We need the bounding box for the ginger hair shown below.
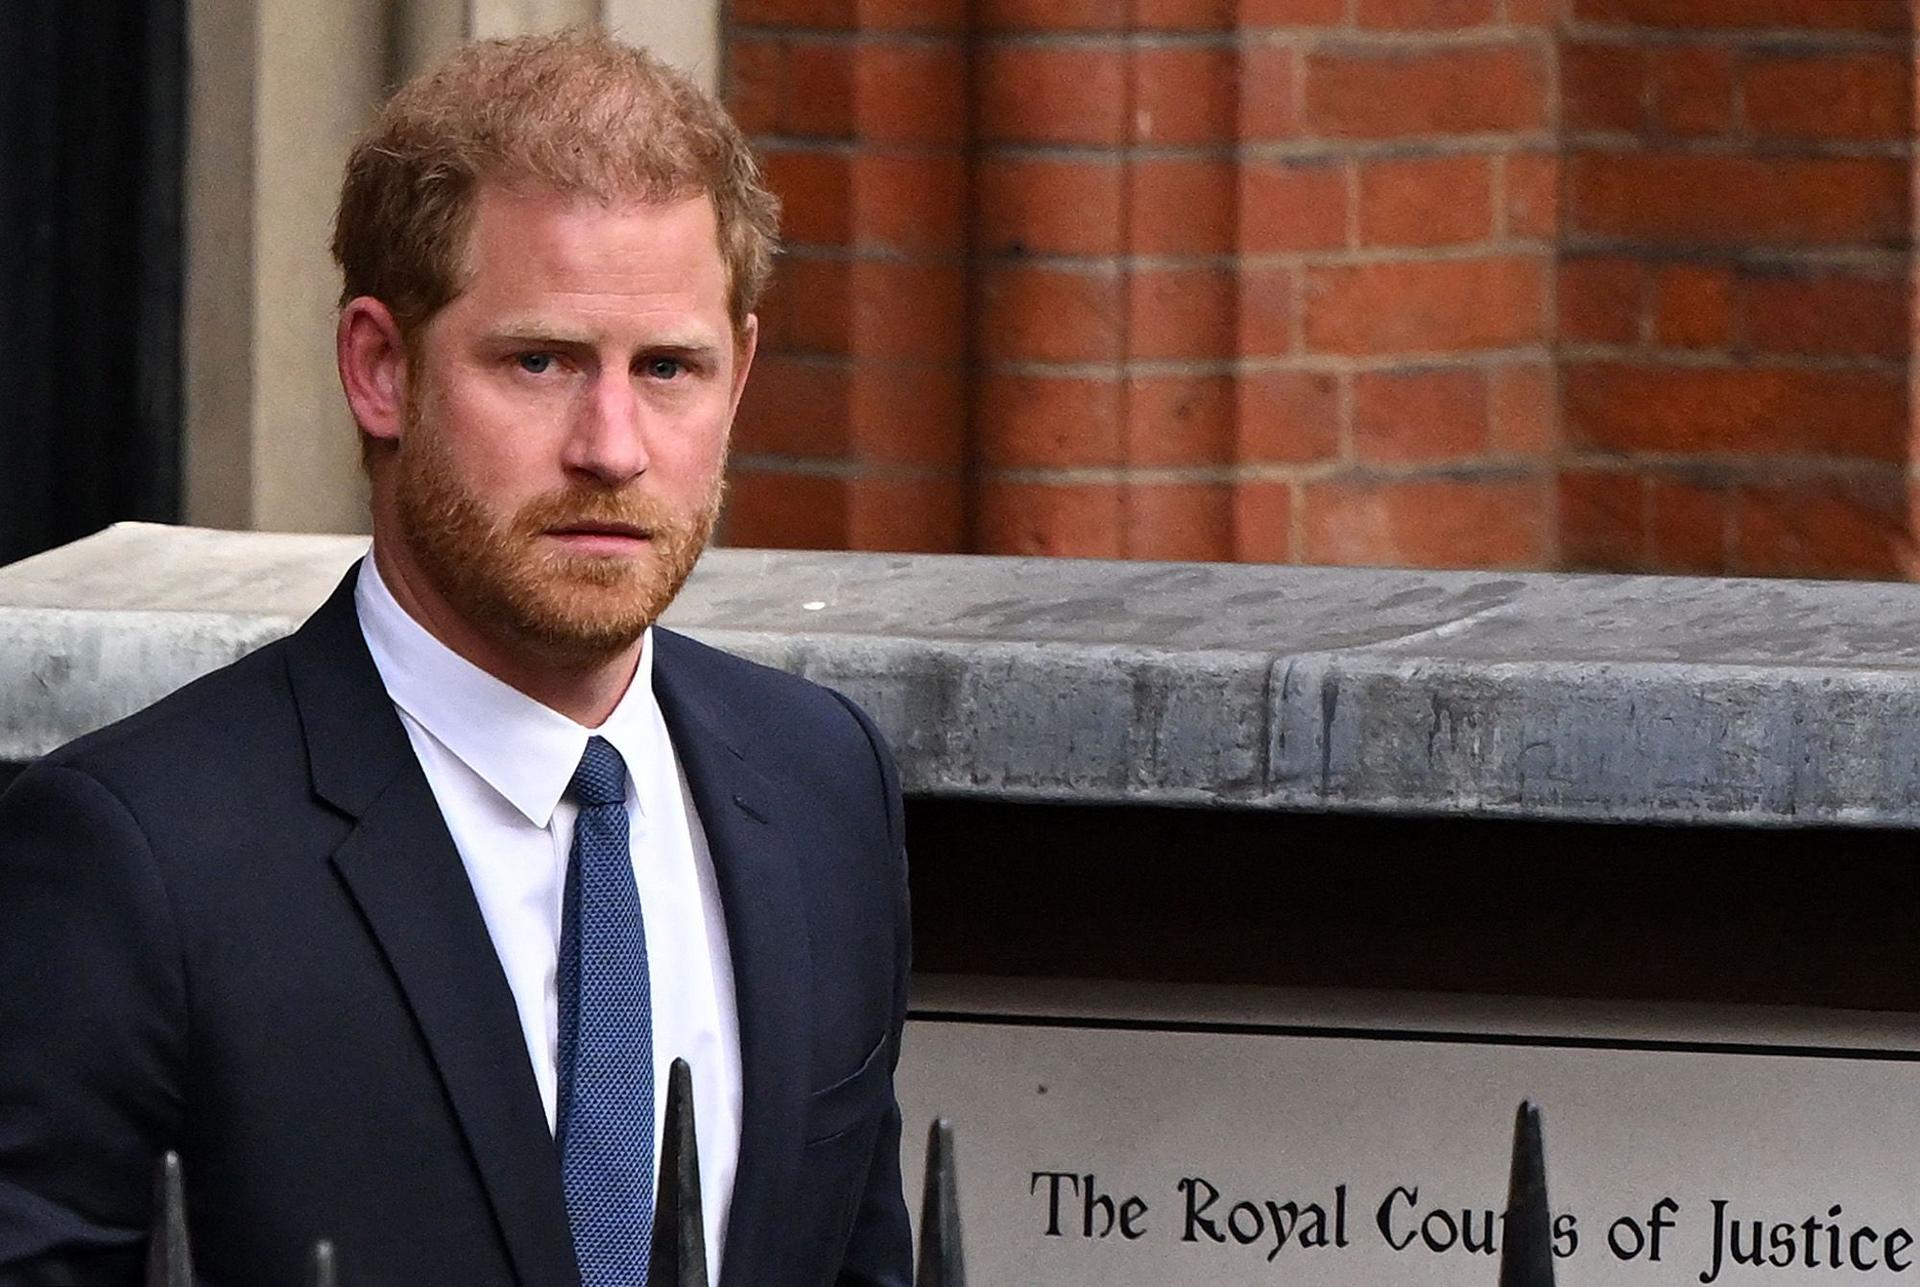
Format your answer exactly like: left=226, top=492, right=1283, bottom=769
left=331, top=30, right=778, bottom=339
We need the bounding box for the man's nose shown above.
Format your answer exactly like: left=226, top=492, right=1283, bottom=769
left=563, top=369, right=650, bottom=484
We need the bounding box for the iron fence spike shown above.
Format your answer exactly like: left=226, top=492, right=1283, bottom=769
left=916, top=1118, right=965, bottom=1287
left=1498, top=1100, right=1555, bottom=1287
left=648, top=1057, right=708, bottom=1287
left=144, top=1152, right=194, bottom=1287
left=307, top=1239, right=338, bottom=1287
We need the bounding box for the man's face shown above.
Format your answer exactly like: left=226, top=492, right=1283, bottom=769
left=389, top=185, right=753, bottom=665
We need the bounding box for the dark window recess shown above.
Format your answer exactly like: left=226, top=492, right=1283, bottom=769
left=0, top=0, right=186, bottom=566
left=909, top=798, right=1920, bottom=1013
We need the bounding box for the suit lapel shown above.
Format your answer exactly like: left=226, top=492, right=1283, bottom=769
left=286, top=568, right=578, bottom=1287
left=652, top=632, right=811, bottom=1287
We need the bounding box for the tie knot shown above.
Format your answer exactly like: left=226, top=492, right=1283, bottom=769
left=568, top=736, right=628, bottom=807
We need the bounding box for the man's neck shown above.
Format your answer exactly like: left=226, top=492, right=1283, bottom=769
left=370, top=541, right=641, bottom=729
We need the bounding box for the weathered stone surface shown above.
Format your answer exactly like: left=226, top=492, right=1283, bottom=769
left=8, top=522, right=1920, bottom=827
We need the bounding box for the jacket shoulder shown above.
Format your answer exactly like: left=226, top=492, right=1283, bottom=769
left=652, top=628, right=899, bottom=821
left=653, top=627, right=869, bottom=741
left=28, top=635, right=304, bottom=808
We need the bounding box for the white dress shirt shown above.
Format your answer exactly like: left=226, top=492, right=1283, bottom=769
left=354, top=555, right=741, bottom=1273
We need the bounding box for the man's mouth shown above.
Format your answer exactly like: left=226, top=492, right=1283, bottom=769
left=545, top=522, right=652, bottom=550
left=551, top=521, right=648, bottom=537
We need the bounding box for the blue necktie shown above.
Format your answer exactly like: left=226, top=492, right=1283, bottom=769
left=556, top=736, right=655, bottom=1285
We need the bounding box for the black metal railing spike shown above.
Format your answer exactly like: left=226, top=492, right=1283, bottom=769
left=915, top=1119, right=965, bottom=1287
left=307, top=1238, right=338, bottom=1287
left=144, top=1151, right=195, bottom=1287
left=647, top=1057, right=708, bottom=1287
left=1498, top=1100, right=1555, bottom=1287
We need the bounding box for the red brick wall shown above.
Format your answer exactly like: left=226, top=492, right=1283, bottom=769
left=723, top=0, right=1917, bottom=577
left=1558, top=0, right=1915, bottom=577
left=724, top=0, right=973, bottom=551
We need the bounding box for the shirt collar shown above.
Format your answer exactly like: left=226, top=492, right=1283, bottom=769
left=354, top=553, right=657, bottom=828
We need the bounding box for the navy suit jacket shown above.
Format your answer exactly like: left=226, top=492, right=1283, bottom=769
left=0, top=567, right=913, bottom=1287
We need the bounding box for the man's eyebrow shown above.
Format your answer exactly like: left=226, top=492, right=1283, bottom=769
left=639, top=339, right=723, bottom=357
left=479, top=325, right=723, bottom=353
left=480, top=324, right=598, bottom=347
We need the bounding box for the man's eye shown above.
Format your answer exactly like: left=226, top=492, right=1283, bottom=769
left=516, top=353, right=555, bottom=375
left=645, top=357, right=683, bottom=380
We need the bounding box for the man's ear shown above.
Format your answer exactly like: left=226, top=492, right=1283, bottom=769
left=338, top=297, right=411, bottom=444
left=728, top=313, right=759, bottom=419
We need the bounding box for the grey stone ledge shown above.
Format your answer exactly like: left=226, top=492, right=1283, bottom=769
left=8, top=522, right=1920, bottom=828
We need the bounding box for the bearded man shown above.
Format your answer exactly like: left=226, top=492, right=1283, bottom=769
left=0, top=33, right=911, bottom=1287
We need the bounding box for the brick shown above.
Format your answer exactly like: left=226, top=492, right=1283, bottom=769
left=976, top=156, right=1123, bottom=257
left=1356, top=0, right=1498, bottom=27
left=1648, top=46, right=1733, bottom=137
left=766, top=255, right=853, bottom=354
left=1562, top=41, right=1645, bottom=133
left=855, top=42, right=968, bottom=145
left=1235, top=369, right=1340, bottom=463
left=1558, top=469, right=1643, bottom=569
left=761, top=148, right=851, bottom=246
left=846, top=477, right=965, bottom=552
left=1652, top=264, right=1734, bottom=350
left=1557, top=255, right=1644, bottom=346
left=783, top=40, right=855, bottom=137
left=1562, top=364, right=1907, bottom=460
left=733, top=357, right=850, bottom=458
left=1743, top=271, right=1908, bottom=361
left=1303, top=43, right=1550, bottom=139
left=1567, top=153, right=1908, bottom=248
left=726, top=37, right=784, bottom=135
left=977, top=0, right=1128, bottom=29
left=1240, top=0, right=1348, bottom=25
left=850, top=365, right=966, bottom=465
left=852, top=261, right=966, bottom=360
left=1126, top=375, right=1233, bottom=466
left=724, top=470, right=847, bottom=549
left=731, top=0, right=856, bottom=26
left=1734, top=478, right=1907, bottom=579
left=975, top=264, right=1125, bottom=364
left=1302, top=476, right=1548, bottom=568
left=1570, top=0, right=1909, bottom=33
left=1133, top=0, right=1236, bottom=29
left=978, top=43, right=1127, bottom=145
left=1304, top=256, right=1547, bottom=355
left=853, top=152, right=966, bottom=254
left=1237, top=158, right=1348, bottom=253
left=1504, top=0, right=1563, bottom=20
left=1743, top=53, right=1910, bottom=142
left=975, top=481, right=1126, bottom=556
left=1352, top=366, right=1491, bottom=462
left=1133, top=46, right=1238, bottom=145
left=1490, top=362, right=1555, bottom=454
left=1128, top=158, right=1235, bottom=255
left=1232, top=481, right=1296, bottom=563
left=1126, top=484, right=1235, bottom=560
left=856, top=0, right=968, bottom=31
left=1128, top=267, right=1236, bottom=361
left=761, top=255, right=841, bottom=352
left=976, top=374, right=1123, bottom=468
left=1904, top=488, right=1920, bottom=578
left=1239, top=43, right=1300, bottom=140
left=1357, top=153, right=1494, bottom=248
left=754, top=279, right=790, bottom=350
left=1236, top=265, right=1299, bottom=358
left=1501, top=151, right=1558, bottom=240
left=1647, top=476, right=1727, bottom=575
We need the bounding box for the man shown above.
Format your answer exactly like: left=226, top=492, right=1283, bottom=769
left=0, top=32, right=911, bottom=1287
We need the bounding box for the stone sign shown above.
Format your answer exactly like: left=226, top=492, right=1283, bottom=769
left=896, top=980, right=1920, bottom=1285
